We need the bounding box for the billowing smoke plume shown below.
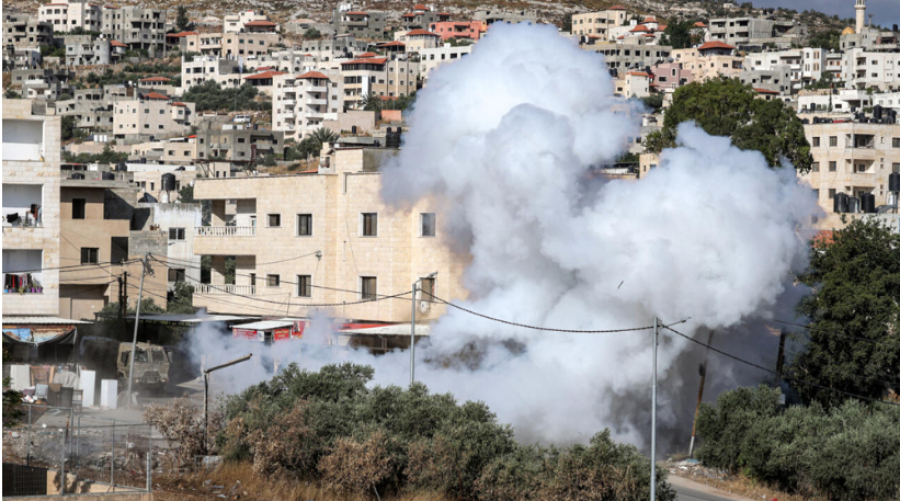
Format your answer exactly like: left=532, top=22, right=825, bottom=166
left=184, top=24, right=819, bottom=452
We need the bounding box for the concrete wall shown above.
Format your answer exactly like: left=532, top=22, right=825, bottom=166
left=323, top=110, right=376, bottom=135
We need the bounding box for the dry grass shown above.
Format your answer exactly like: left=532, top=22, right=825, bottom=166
left=154, top=462, right=452, bottom=501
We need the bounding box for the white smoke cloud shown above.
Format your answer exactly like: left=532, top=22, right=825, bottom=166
left=183, top=23, right=819, bottom=451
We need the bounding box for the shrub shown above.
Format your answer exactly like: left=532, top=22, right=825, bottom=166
left=318, top=428, right=395, bottom=495
left=144, top=397, right=219, bottom=467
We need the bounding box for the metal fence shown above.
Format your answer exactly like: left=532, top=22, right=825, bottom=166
left=2, top=404, right=152, bottom=497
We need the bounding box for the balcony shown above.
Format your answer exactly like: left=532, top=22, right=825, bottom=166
left=195, top=226, right=256, bottom=237
left=212, top=143, right=231, bottom=149
left=195, top=283, right=256, bottom=295
left=3, top=184, right=43, bottom=227
left=282, top=99, right=296, bottom=106
left=307, top=85, right=327, bottom=93
left=306, top=97, right=327, bottom=105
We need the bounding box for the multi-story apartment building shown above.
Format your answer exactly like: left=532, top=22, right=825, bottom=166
left=571, top=6, right=628, bottom=40
left=798, top=120, right=900, bottom=229
left=419, top=43, right=473, bottom=83
left=131, top=139, right=198, bottom=165
left=428, top=21, right=485, bottom=42
left=189, top=144, right=467, bottom=322
left=14, top=69, right=71, bottom=101
left=842, top=47, right=900, bottom=92
left=101, top=6, right=166, bottom=57
left=395, top=29, right=441, bottom=53
left=2, top=100, right=62, bottom=319
left=56, top=87, right=127, bottom=132
left=177, top=32, right=280, bottom=58
left=401, top=5, right=451, bottom=31
left=708, top=17, right=775, bottom=47
left=615, top=71, right=651, bottom=98
left=472, top=8, right=537, bottom=26
left=301, top=35, right=364, bottom=63
left=739, top=66, right=792, bottom=98
left=38, top=0, right=102, bottom=32
left=3, top=14, right=54, bottom=49
left=331, top=6, right=387, bottom=39
left=57, top=174, right=169, bottom=319
left=139, top=202, right=202, bottom=291
left=672, top=42, right=744, bottom=82
left=3, top=46, right=42, bottom=70
left=64, top=34, right=122, bottom=66
left=180, top=55, right=242, bottom=91
left=797, top=88, right=872, bottom=114
left=113, top=93, right=196, bottom=143
left=224, top=11, right=276, bottom=33
left=587, top=40, right=673, bottom=74
left=194, top=123, right=285, bottom=164
left=649, top=61, right=693, bottom=92
left=745, top=48, right=827, bottom=91
left=273, top=70, right=344, bottom=141
left=341, top=56, right=419, bottom=108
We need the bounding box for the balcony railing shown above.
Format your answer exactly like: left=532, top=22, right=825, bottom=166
left=195, top=226, right=256, bottom=237
left=195, top=283, right=256, bottom=295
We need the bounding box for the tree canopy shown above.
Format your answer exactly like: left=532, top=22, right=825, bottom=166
left=789, top=218, right=900, bottom=407
left=659, top=20, right=701, bottom=49
left=644, top=77, right=812, bottom=171
left=181, top=81, right=262, bottom=112
left=808, top=29, right=840, bottom=52
left=176, top=5, right=190, bottom=32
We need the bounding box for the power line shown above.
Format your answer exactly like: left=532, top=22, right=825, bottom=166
left=662, top=325, right=900, bottom=408
left=5, top=259, right=141, bottom=275
left=425, top=291, right=659, bottom=334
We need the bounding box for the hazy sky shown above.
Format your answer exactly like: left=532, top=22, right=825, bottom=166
left=750, top=0, right=900, bottom=28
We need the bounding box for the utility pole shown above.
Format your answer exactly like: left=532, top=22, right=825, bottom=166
left=125, top=254, right=151, bottom=410
left=775, top=329, right=787, bottom=383
left=689, top=330, right=715, bottom=458
left=650, top=316, right=658, bottom=501
left=410, top=272, right=437, bottom=386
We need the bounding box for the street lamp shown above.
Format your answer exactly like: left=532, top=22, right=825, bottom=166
left=410, top=271, right=437, bottom=385
left=203, top=353, right=252, bottom=452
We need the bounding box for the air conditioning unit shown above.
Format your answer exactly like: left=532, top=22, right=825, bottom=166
left=419, top=301, right=430, bottom=314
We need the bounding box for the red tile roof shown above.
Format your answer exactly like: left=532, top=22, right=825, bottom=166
left=698, top=41, right=735, bottom=51
left=628, top=71, right=651, bottom=77
left=694, top=22, right=708, bottom=28
left=143, top=92, right=169, bottom=100
left=342, top=57, right=387, bottom=65
left=139, top=76, right=170, bottom=82
left=296, top=70, right=329, bottom=80
left=813, top=230, right=834, bottom=246
left=630, top=24, right=651, bottom=33
left=406, top=29, right=439, bottom=36
left=402, top=12, right=416, bottom=18
left=754, top=88, right=780, bottom=94
left=172, top=102, right=188, bottom=107
left=243, top=70, right=284, bottom=80
left=358, top=52, right=378, bottom=58
left=436, top=12, right=451, bottom=16
left=110, top=40, right=127, bottom=47
left=167, top=31, right=199, bottom=37
left=643, top=16, right=658, bottom=23
left=377, top=41, right=406, bottom=47
left=244, top=20, right=277, bottom=26
left=345, top=11, right=368, bottom=15
left=413, top=4, right=428, bottom=10
left=609, top=5, right=627, bottom=10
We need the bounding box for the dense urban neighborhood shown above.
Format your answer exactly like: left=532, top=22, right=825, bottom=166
left=2, top=0, right=899, bottom=500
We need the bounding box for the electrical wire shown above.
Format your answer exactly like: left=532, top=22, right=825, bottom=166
left=662, top=324, right=900, bottom=408
left=4, top=259, right=141, bottom=275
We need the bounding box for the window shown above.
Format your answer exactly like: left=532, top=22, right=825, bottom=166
left=297, top=214, right=312, bottom=236
left=420, top=276, right=435, bottom=302
left=72, top=198, right=86, bottom=219
left=361, top=276, right=377, bottom=300
left=829, top=161, right=837, bottom=172
left=828, top=188, right=836, bottom=199
left=812, top=137, right=820, bottom=147
left=893, top=138, right=900, bottom=148
left=80, top=247, right=99, bottom=264
left=297, top=275, right=311, bottom=297
left=267, top=214, right=281, bottom=227
left=421, top=213, right=436, bottom=237
left=167, top=268, right=185, bottom=282
left=362, top=213, right=377, bottom=236
left=266, top=274, right=280, bottom=287
left=168, top=227, right=185, bottom=240
left=893, top=163, right=900, bottom=173
left=811, top=162, right=820, bottom=172
left=829, top=136, right=837, bottom=147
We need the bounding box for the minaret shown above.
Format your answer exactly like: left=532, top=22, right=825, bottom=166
left=855, top=0, right=866, bottom=33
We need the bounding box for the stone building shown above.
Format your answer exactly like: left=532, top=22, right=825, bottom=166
left=189, top=143, right=468, bottom=322
left=273, top=70, right=345, bottom=141
left=571, top=6, right=628, bottom=41
left=101, top=6, right=166, bottom=57
left=340, top=56, right=419, bottom=108
left=331, top=7, right=388, bottom=39
left=113, top=93, right=196, bottom=143
left=38, top=0, right=102, bottom=32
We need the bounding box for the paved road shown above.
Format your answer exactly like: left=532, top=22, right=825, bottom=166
left=670, top=475, right=756, bottom=501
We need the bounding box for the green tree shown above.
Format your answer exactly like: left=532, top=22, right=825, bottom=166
left=645, top=77, right=812, bottom=171
left=560, top=12, right=573, bottom=33
left=304, top=28, right=321, bottom=39
left=659, top=20, right=697, bottom=49
left=5, top=89, right=21, bottom=99
left=167, top=282, right=194, bottom=314
left=307, top=127, right=339, bottom=155
left=789, top=218, right=900, bottom=407
left=641, top=93, right=664, bottom=111
left=181, top=81, right=261, bottom=112
left=2, top=340, right=24, bottom=427
left=808, top=29, right=840, bottom=52
left=360, top=92, right=382, bottom=111
left=176, top=5, right=190, bottom=32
